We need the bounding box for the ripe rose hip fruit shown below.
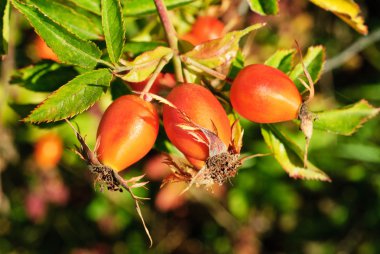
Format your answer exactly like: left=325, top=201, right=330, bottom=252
left=163, top=83, right=231, bottom=161
left=182, top=16, right=225, bottom=45
left=97, top=95, right=159, bottom=171
left=230, top=64, right=302, bottom=123
left=34, top=133, right=63, bottom=170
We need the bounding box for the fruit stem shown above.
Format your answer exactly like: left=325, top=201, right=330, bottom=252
left=153, top=0, right=184, bottom=83
left=295, top=41, right=316, bottom=167
left=180, top=55, right=227, bottom=80
left=141, top=54, right=172, bottom=97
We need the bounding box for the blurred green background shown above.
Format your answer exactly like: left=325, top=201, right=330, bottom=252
left=1, top=0, right=380, bottom=253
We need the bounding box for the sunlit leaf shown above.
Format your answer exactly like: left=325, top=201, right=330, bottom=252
left=67, top=0, right=101, bottom=15
left=183, top=23, right=265, bottom=71
left=122, top=0, right=193, bottom=17
left=12, top=0, right=102, bottom=69
left=313, top=100, right=380, bottom=135
left=289, top=45, right=325, bottom=89
left=120, top=46, right=173, bottom=82
left=27, top=0, right=103, bottom=40
left=10, top=61, right=78, bottom=92
left=247, top=0, right=279, bottom=15
left=309, top=0, right=367, bottom=35
left=102, top=0, right=124, bottom=64
left=24, top=69, right=112, bottom=123
left=261, top=124, right=331, bottom=182
left=0, top=0, right=10, bottom=55
left=265, top=49, right=296, bottom=74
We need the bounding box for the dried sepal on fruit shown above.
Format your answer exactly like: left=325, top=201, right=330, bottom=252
left=295, top=41, right=318, bottom=167
left=64, top=119, right=153, bottom=247
left=146, top=92, right=266, bottom=191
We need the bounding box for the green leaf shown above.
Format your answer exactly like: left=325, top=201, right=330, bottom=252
left=101, top=0, right=124, bottom=64
left=0, top=0, right=10, bottom=55
left=313, top=100, right=380, bottom=135
left=67, top=0, right=101, bottom=15
left=120, top=46, right=173, bottom=82
left=184, top=23, right=265, bottom=71
left=265, top=49, right=296, bottom=74
left=122, top=0, right=193, bottom=17
left=247, top=0, right=279, bottom=15
left=12, top=0, right=102, bottom=69
left=10, top=61, right=78, bottom=92
left=261, top=124, right=331, bottom=182
left=309, top=0, right=367, bottom=35
left=24, top=69, right=112, bottom=123
left=124, top=41, right=166, bottom=56
left=289, top=45, right=325, bottom=89
left=27, top=0, right=103, bottom=40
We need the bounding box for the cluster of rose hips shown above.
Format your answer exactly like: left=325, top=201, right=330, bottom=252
left=93, top=16, right=310, bottom=191
left=98, top=69, right=304, bottom=191
left=31, top=15, right=308, bottom=192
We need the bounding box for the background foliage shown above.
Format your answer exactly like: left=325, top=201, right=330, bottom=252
left=1, top=0, right=380, bottom=253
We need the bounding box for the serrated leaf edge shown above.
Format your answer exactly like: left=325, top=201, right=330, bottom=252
left=23, top=69, right=112, bottom=123
left=12, top=0, right=102, bottom=69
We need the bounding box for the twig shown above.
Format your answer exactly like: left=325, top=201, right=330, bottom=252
left=153, top=0, right=184, bottom=82
left=324, top=28, right=380, bottom=72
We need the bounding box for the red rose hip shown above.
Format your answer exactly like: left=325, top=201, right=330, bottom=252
left=163, top=84, right=231, bottom=161
left=97, top=95, right=159, bottom=172
left=230, top=64, right=302, bottom=123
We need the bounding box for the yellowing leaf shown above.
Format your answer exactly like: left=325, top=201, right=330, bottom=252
left=261, top=124, right=331, bottom=182
left=120, top=46, right=173, bottom=82
left=183, top=23, right=265, bottom=71
left=309, top=0, right=367, bottom=35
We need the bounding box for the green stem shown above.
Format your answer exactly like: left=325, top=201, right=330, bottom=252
left=153, top=0, right=184, bottom=83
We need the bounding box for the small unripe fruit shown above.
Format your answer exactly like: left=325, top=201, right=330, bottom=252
left=97, top=95, right=159, bottom=171
left=163, top=84, right=231, bottom=161
left=230, top=64, right=302, bottom=123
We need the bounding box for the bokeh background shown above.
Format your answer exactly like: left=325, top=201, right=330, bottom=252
left=1, top=0, right=380, bottom=253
